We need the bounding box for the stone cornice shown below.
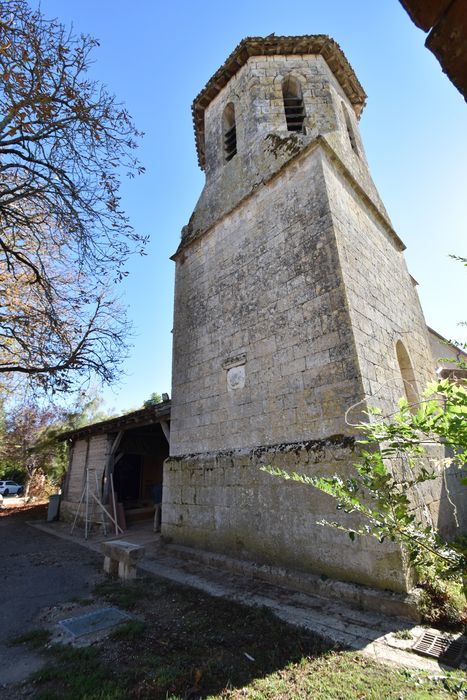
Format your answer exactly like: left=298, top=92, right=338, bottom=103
left=168, top=433, right=356, bottom=462
left=192, top=35, right=367, bottom=170
left=171, top=135, right=404, bottom=261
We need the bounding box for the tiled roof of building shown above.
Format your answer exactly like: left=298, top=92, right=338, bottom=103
left=399, top=0, right=467, bottom=101
left=192, top=34, right=367, bottom=169
left=57, top=400, right=171, bottom=441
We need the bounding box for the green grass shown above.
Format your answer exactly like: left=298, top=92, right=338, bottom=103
left=12, top=576, right=467, bottom=700
left=32, top=645, right=126, bottom=700
left=393, top=628, right=414, bottom=640
left=109, top=619, right=146, bottom=640
left=10, top=628, right=52, bottom=648
left=28, top=647, right=467, bottom=700
left=205, top=653, right=467, bottom=699
left=93, top=578, right=160, bottom=609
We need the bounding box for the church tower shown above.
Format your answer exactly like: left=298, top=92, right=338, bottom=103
left=165, top=35, right=435, bottom=598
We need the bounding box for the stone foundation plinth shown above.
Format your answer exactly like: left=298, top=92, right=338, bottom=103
left=163, top=437, right=411, bottom=594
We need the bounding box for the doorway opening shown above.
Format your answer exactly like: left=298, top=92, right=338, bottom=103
left=112, top=422, right=169, bottom=525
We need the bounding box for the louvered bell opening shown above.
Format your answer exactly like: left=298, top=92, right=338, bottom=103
left=224, top=124, right=237, bottom=161
left=284, top=97, right=305, bottom=132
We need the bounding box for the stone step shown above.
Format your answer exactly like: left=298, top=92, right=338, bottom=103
left=164, top=543, right=420, bottom=621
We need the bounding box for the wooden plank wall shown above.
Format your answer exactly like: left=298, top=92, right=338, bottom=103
left=66, top=434, right=110, bottom=504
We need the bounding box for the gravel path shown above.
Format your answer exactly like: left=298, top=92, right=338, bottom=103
left=0, top=506, right=101, bottom=690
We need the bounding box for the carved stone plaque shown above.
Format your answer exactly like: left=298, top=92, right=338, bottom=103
left=227, top=365, right=245, bottom=390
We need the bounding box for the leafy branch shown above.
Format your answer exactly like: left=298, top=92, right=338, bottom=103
left=262, top=379, right=467, bottom=583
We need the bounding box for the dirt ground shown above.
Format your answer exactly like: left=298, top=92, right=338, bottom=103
left=1, top=507, right=466, bottom=699
left=0, top=504, right=102, bottom=691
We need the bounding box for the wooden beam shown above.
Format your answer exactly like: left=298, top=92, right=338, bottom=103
left=160, top=420, right=170, bottom=445
left=103, top=431, right=124, bottom=502
left=110, top=430, right=124, bottom=456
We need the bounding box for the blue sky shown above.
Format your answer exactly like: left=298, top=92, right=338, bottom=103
left=41, top=1, right=467, bottom=413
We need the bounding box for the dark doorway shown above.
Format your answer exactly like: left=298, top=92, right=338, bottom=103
left=110, top=422, right=169, bottom=523
left=114, top=454, right=142, bottom=504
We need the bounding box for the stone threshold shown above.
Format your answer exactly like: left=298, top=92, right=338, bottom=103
left=166, top=543, right=420, bottom=621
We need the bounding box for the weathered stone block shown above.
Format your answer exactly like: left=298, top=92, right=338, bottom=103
left=101, top=540, right=145, bottom=581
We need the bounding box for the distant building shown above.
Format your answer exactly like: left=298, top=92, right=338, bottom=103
left=427, top=326, right=467, bottom=381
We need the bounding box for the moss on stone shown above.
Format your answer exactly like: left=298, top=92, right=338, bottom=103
left=265, top=132, right=302, bottom=159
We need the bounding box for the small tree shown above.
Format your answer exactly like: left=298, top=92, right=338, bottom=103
left=0, top=390, right=109, bottom=496
left=0, top=400, right=60, bottom=497
left=263, top=379, right=467, bottom=585
left=143, top=392, right=162, bottom=408
left=0, top=1, right=146, bottom=394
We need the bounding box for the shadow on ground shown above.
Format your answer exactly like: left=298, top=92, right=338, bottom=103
left=1, top=506, right=336, bottom=699
left=93, top=575, right=335, bottom=697
left=2, top=507, right=465, bottom=699
left=12, top=574, right=465, bottom=700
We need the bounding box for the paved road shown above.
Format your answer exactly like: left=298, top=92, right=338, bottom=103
left=0, top=506, right=101, bottom=688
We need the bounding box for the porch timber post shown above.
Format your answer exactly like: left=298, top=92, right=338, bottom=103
left=160, top=420, right=170, bottom=446
left=102, top=430, right=124, bottom=502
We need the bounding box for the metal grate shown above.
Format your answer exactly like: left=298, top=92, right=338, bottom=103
left=283, top=96, right=305, bottom=132
left=413, top=632, right=467, bottom=668
left=59, top=607, right=131, bottom=638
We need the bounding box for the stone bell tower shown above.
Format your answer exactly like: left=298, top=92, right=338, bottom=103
left=164, top=35, right=435, bottom=598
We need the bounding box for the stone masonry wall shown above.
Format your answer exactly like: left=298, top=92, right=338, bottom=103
left=171, top=147, right=364, bottom=456
left=168, top=143, right=413, bottom=593
left=64, top=438, right=88, bottom=504
left=322, top=156, right=435, bottom=415
left=321, top=156, right=465, bottom=537
left=60, top=434, right=110, bottom=521
left=164, top=438, right=409, bottom=592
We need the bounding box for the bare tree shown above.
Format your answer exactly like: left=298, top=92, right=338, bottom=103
left=0, top=1, right=146, bottom=393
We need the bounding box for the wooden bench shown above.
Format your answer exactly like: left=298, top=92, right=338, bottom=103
left=101, top=540, right=145, bottom=581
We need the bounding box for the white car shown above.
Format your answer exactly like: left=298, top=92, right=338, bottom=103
left=0, top=480, right=24, bottom=496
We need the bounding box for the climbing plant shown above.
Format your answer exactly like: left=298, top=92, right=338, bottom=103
left=262, top=379, right=467, bottom=584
